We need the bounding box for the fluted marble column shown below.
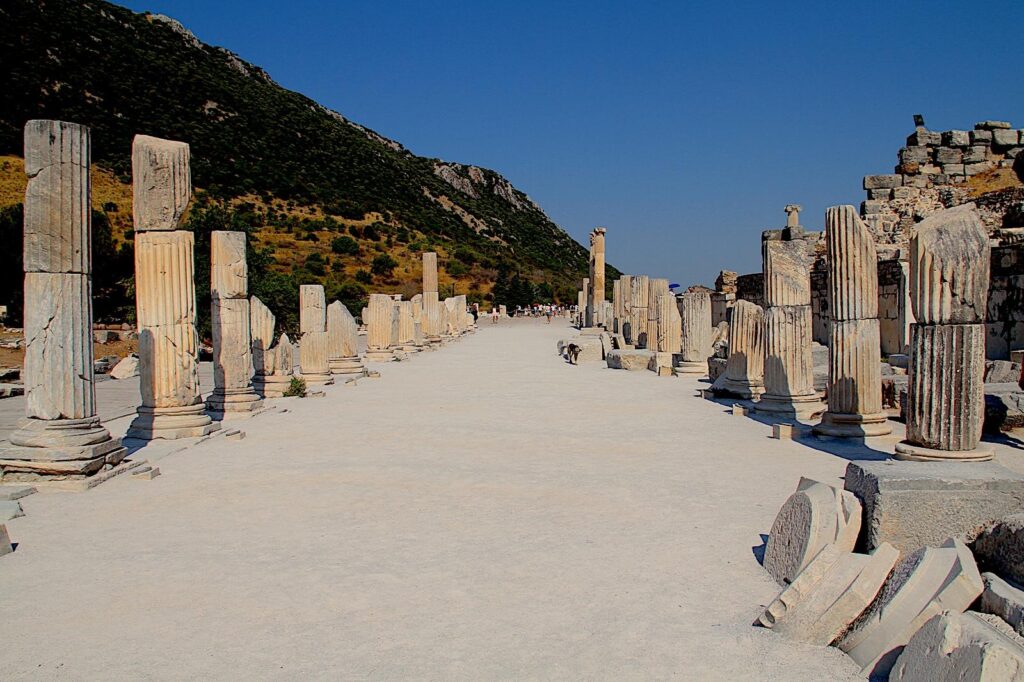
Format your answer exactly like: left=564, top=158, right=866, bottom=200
left=586, top=227, right=606, bottom=327
left=896, top=204, right=991, bottom=461
left=630, top=275, right=650, bottom=348
left=128, top=135, right=217, bottom=440
left=619, top=275, right=633, bottom=343
left=678, top=291, right=712, bottom=375
left=327, top=300, right=366, bottom=374
left=298, top=284, right=332, bottom=385
left=756, top=232, right=824, bottom=418
left=0, top=120, right=126, bottom=478
left=207, top=231, right=262, bottom=416
left=650, top=292, right=681, bottom=370
left=815, top=206, right=890, bottom=437
left=710, top=299, right=765, bottom=399
left=251, top=295, right=294, bottom=397
left=396, top=301, right=419, bottom=352
left=365, top=293, right=396, bottom=361
left=423, top=292, right=442, bottom=345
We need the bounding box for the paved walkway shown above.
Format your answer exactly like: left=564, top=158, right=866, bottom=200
left=0, top=319, right=942, bottom=679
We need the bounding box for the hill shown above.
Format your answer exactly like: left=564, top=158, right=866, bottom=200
left=0, top=0, right=618, bottom=330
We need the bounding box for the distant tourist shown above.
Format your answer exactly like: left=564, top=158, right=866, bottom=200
left=492, top=307, right=500, bottom=324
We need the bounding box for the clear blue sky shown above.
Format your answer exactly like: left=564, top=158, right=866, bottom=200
left=118, top=0, right=1024, bottom=287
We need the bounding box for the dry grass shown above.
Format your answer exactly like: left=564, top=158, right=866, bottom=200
left=967, top=167, right=1023, bottom=197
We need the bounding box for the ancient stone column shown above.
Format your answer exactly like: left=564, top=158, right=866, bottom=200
left=611, top=279, right=622, bottom=334
left=586, top=227, right=606, bottom=327
left=619, top=275, right=633, bottom=343
left=814, top=206, right=891, bottom=437
left=250, top=295, right=294, bottom=397
left=710, top=299, right=765, bottom=399
left=0, top=120, right=126, bottom=478
left=128, top=135, right=217, bottom=440
left=206, top=231, right=262, bottom=417
left=647, top=278, right=669, bottom=351
left=580, top=278, right=590, bottom=328
left=422, top=292, right=442, bottom=345
left=298, top=284, right=333, bottom=385
left=411, top=294, right=423, bottom=325
left=678, top=291, right=712, bottom=375
left=650, top=292, right=681, bottom=369
left=438, top=299, right=451, bottom=342
left=757, top=226, right=824, bottom=419
left=397, top=301, right=419, bottom=352
left=365, top=293, right=396, bottom=361
left=327, top=300, right=366, bottom=375
left=630, top=276, right=650, bottom=348
left=423, top=252, right=438, bottom=296
left=896, top=204, right=991, bottom=461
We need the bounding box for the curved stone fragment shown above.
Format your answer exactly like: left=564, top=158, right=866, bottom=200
left=759, top=542, right=899, bottom=647
left=909, top=203, right=990, bottom=325
left=710, top=299, right=764, bottom=398
left=838, top=538, right=984, bottom=678
left=763, top=478, right=862, bottom=585
left=250, top=296, right=276, bottom=375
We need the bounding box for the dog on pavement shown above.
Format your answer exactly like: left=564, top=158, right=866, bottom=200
left=566, top=343, right=582, bottom=364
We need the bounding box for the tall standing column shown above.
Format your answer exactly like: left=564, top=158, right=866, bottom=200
left=757, top=219, right=824, bottom=419
left=620, top=275, right=633, bottom=343
left=0, top=120, right=126, bottom=478
left=207, top=231, right=262, bottom=417
left=580, top=278, right=590, bottom=328
left=128, top=135, right=217, bottom=440
left=422, top=253, right=442, bottom=345
left=678, top=291, right=712, bottom=375
left=250, top=295, right=294, bottom=397
left=587, top=227, right=606, bottom=327
left=896, top=205, right=992, bottom=461
left=650, top=292, right=681, bottom=369
left=611, top=279, right=622, bottom=334
left=365, top=293, right=397, bottom=361
left=298, top=284, right=333, bottom=385
left=815, top=206, right=890, bottom=437
left=630, top=276, right=650, bottom=348
left=647, top=278, right=669, bottom=351
left=397, top=301, right=420, bottom=352
left=710, top=299, right=765, bottom=399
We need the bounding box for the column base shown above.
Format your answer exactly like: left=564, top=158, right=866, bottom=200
left=0, top=417, right=126, bottom=478
left=364, top=350, right=396, bottom=362
left=813, top=412, right=892, bottom=438
left=127, top=403, right=220, bottom=441
left=253, top=374, right=295, bottom=398
left=674, top=357, right=707, bottom=375
left=894, top=442, right=994, bottom=462
left=755, top=393, right=826, bottom=419
left=206, top=388, right=263, bottom=418
left=398, top=344, right=421, bottom=353
left=298, top=372, right=334, bottom=387
left=710, top=377, right=765, bottom=400
left=330, top=357, right=366, bottom=375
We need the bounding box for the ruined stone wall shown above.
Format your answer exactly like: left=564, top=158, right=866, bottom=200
left=810, top=266, right=829, bottom=345
left=861, top=121, right=1024, bottom=248
left=987, top=243, right=1024, bottom=360
left=735, top=273, right=764, bottom=309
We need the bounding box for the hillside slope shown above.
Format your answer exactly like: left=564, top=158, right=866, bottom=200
left=0, top=0, right=616, bottom=327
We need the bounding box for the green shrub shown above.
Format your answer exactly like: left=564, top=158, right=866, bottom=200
left=371, top=254, right=398, bottom=277
left=355, top=269, right=373, bottom=284
left=284, top=376, right=307, bottom=398
left=331, top=235, right=359, bottom=255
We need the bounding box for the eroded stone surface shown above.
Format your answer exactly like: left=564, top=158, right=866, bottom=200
left=710, top=300, right=764, bottom=399
left=981, top=573, right=1024, bottom=637
left=838, top=538, right=984, bottom=677
left=890, top=610, right=1024, bottom=681
left=606, top=349, right=652, bottom=371
left=974, top=513, right=1024, bottom=586
left=132, top=134, right=191, bottom=232
left=764, top=478, right=862, bottom=585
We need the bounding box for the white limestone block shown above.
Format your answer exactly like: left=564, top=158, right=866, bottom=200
left=890, top=611, right=1024, bottom=681
left=210, top=231, right=247, bottom=299
left=132, top=134, right=191, bottom=232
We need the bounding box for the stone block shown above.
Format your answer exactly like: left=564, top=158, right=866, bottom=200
left=861, top=200, right=887, bottom=215
left=942, top=163, right=966, bottom=176
left=900, top=146, right=931, bottom=164
left=971, top=129, right=994, bottom=145
left=907, top=130, right=942, bottom=146
left=864, top=174, right=903, bottom=190
left=891, top=186, right=919, bottom=200
left=986, top=360, right=1021, bottom=384
left=0, top=500, right=25, bottom=521
left=981, top=573, right=1024, bottom=637
left=707, top=356, right=727, bottom=381
left=731, top=404, right=747, bottom=416
left=942, top=130, right=970, bottom=147
left=772, top=424, right=794, bottom=440
left=132, top=135, right=191, bottom=232
left=977, top=121, right=1012, bottom=130
left=758, top=543, right=899, bottom=646
left=839, top=538, right=983, bottom=677
left=965, top=161, right=996, bottom=176
left=844, top=460, right=1024, bottom=554
left=132, top=466, right=161, bottom=480
left=964, top=145, right=990, bottom=163
left=0, top=525, right=11, bottom=557
left=889, top=353, right=909, bottom=368
left=0, top=486, right=36, bottom=501
left=210, top=231, right=247, bottom=299
left=605, top=349, right=652, bottom=370
left=889, top=611, right=1024, bottom=681
left=868, top=188, right=893, bottom=200
left=936, top=147, right=964, bottom=164
left=764, top=478, right=862, bottom=585
left=109, top=354, right=139, bottom=380
left=994, top=129, right=1020, bottom=147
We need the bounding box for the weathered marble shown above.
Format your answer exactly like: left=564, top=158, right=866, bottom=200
left=327, top=301, right=365, bottom=374
left=131, top=134, right=191, bottom=232
left=397, top=300, right=419, bottom=351
left=897, top=204, right=991, bottom=461
left=128, top=227, right=216, bottom=439
left=890, top=610, right=1024, bottom=681
left=678, top=291, right=712, bottom=375
left=365, top=293, right=396, bottom=361
left=587, top=227, right=606, bottom=327
left=423, top=252, right=438, bottom=294
left=207, top=231, right=261, bottom=416
left=764, top=238, right=811, bottom=307
left=253, top=332, right=296, bottom=398
left=655, top=293, right=681, bottom=354
left=299, top=284, right=326, bottom=335
left=816, top=206, right=890, bottom=437
left=1, top=121, right=124, bottom=477
left=249, top=295, right=276, bottom=376
left=630, top=276, right=650, bottom=348
left=710, top=299, right=765, bottom=399
left=298, top=285, right=332, bottom=385
left=422, top=291, right=442, bottom=344
left=611, top=279, right=622, bottom=334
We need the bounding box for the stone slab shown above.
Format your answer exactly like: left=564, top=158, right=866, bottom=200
left=0, top=486, right=36, bottom=501
left=844, top=460, right=1024, bottom=554
left=605, top=349, right=651, bottom=371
